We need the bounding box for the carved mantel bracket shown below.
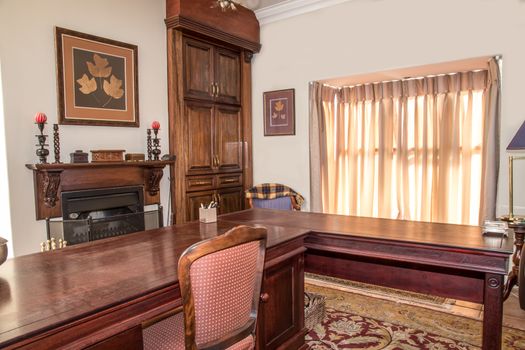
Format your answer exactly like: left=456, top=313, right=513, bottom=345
left=148, top=167, right=164, bottom=196
left=41, top=171, right=62, bottom=208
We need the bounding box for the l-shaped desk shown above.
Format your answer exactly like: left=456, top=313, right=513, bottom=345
left=0, top=209, right=513, bottom=349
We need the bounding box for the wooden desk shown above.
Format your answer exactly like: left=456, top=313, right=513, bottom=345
left=0, top=209, right=512, bottom=350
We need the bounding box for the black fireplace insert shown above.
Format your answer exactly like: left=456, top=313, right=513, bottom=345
left=59, top=186, right=146, bottom=245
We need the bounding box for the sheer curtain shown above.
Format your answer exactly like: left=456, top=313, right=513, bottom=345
left=310, top=58, right=501, bottom=225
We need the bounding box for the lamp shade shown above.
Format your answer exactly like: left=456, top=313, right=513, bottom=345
left=508, top=121, right=525, bottom=151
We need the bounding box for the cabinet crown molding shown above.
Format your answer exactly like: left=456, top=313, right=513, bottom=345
left=255, top=0, right=352, bottom=25
left=166, top=0, right=260, bottom=52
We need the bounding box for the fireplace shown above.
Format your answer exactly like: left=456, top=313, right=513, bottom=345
left=60, top=186, right=146, bottom=245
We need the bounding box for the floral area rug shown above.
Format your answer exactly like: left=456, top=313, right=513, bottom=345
left=305, top=283, right=525, bottom=350
left=305, top=273, right=455, bottom=311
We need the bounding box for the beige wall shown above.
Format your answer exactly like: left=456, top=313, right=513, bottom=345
left=252, top=0, right=525, bottom=216
left=0, top=0, right=168, bottom=256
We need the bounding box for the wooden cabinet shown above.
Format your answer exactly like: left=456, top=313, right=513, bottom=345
left=186, top=185, right=243, bottom=221
left=217, top=187, right=243, bottom=214
left=169, top=24, right=257, bottom=223
left=185, top=103, right=241, bottom=175
left=257, top=243, right=306, bottom=350
left=183, top=38, right=240, bottom=105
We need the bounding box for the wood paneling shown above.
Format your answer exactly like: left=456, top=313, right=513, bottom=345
left=215, top=105, right=242, bottom=172
left=185, top=102, right=214, bottom=173
left=183, top=38, right=214, bottom=101
left=215, top=47, right=241, bottom=104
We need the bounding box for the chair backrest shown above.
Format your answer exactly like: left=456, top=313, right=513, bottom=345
left=178, top=225, right=267, bottom=350
left=245, top=183, right=303, bottom=211
left=252, top=197, right=293, bottom=210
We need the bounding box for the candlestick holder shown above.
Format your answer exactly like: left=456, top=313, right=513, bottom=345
left=147, top=129, right=152, bottom=161
left=35, top=122, right=49, bottom=164
left=53, top=124, right=61, bottom=163
left=152, top=128, right=161, bottom=161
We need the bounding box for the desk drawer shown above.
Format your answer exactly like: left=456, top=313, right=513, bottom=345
left=186, top=175, right=215, bottom=192
left=217, top=173, right=242, bottom=188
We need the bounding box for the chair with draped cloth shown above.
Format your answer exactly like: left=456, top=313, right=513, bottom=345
left=142, top=225, right=267, bottom=350
left=245, top=183, right=304, bottom=211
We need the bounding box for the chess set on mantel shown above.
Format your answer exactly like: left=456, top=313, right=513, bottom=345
left=32, top=112, right=166, bottom=164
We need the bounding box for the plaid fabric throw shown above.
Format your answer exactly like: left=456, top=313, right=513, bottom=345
left=245, top=183, right=304, bottom=208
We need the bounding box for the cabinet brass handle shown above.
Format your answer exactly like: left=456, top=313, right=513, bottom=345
left=216, top=155, right=220, bottom=167
left=216, top=83, right=220, bottom=97
left=260, top=293, right=270, bottom=303
left=223, top=178, right=236, bottom=183
left=210, top=83, right=215, bottom=97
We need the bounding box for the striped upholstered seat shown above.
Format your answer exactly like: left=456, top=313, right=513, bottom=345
left=142, top=225, right=267, bottom=350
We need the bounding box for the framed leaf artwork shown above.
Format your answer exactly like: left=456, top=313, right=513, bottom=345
left=263, top=89, right=295, bottom=136
left=55, top=27, right=139, bottom=127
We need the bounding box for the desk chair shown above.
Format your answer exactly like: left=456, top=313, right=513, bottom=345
left=142, top=225, right=267, bottom=350
left=245, top=183, right=304, bottom=211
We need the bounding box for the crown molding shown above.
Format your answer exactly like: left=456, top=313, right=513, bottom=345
left=255, top=0, right=352, bottom=25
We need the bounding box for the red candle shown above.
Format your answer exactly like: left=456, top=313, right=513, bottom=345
left=34, top=112, right=47, bottom=124
left=151, top=121, right=160, bottom=130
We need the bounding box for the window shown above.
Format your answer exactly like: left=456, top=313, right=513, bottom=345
left=310, top=58, right=500, bottom=225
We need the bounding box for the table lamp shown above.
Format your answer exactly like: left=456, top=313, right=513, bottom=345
left=506, top=121, right=525, bottom=221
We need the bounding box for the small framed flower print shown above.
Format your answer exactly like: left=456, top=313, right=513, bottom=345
left=263, top=88, right=295, bottom=136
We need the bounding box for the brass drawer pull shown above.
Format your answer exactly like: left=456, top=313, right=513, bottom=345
left=222, top=178, right=237, bottom=183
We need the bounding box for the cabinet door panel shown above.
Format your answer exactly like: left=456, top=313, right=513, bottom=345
left=215, top=106, right=242, bottom=172
left=258, top=254, right=304, bottom=349
left=183, top=38, right=214, bottom=101
left=215, top=48, right=240, bottom=105
left=186, top=190, right=215, bottom=222
left=218, top=187, right=243, bottom=215
left=185, top=103, right=214, bottom=173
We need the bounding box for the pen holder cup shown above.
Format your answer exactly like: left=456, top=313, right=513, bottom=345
left=199, top=207, right=217, bottom=223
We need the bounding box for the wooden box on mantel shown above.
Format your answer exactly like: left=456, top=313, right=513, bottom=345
left=90, top=150, right=125, bottom=162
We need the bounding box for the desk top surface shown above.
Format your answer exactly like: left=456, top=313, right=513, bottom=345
left=221, top=209, right=514, bottom=253
left=0, top=209, right=513, bottom=346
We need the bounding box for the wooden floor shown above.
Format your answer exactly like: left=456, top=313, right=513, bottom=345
left=452, top=287, right=525, bottom=331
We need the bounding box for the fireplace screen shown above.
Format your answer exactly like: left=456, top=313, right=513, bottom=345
left=45, top=186, right=162, bottom=245
left=47, top=209, right=162, bottom=245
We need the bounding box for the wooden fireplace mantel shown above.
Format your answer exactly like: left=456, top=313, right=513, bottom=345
left=26, top=160, right=174, bottom=220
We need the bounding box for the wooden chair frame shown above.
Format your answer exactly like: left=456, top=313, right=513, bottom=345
left=179, top=225, right=267, bottom=350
